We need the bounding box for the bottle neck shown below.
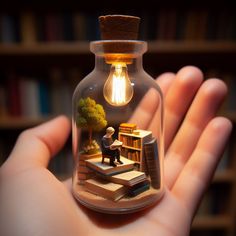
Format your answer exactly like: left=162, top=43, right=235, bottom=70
left=90, top=40, right=147, bottom=74
left=94, top=55, right=144, bottom=73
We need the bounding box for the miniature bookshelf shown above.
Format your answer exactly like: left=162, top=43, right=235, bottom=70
left=118, top=130, right=152, bottom=171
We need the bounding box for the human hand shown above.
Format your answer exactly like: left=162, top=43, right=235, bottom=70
left=0, top=66, right=232, bottom=236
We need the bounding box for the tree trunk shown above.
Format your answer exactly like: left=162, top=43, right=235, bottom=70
left=89, top=128, right=92, bottom=144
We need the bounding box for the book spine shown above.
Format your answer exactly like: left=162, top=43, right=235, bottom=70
left=144, top=139, right=160, bottom=189
left=19, top=78, right=40, bottom=118
left=1, top=14, right=16, bottom=43
left=119, top=135, right=141, bottom=148
left=39, top=80, right=50, bottom=116
left=20, top=12, right=37, bottom=44
left=63, top=13, right=74, bottom=41
left=0, top=86, right=7, bottom=117
left=7, top=73, right=21, bottom=116
left=73, top=12, right=87, bottom=40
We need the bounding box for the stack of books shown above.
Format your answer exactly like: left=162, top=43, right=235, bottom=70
left=119, top=123, right=137, bottom=134
left=83, top=156, right=150, bottom=201
left=77, top=152, right=101, bottom=184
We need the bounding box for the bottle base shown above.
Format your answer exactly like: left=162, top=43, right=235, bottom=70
left=72, top=179, right=164, bottom=214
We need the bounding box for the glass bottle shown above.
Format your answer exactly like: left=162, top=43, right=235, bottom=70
left=72, top=39, right=164, bottom=214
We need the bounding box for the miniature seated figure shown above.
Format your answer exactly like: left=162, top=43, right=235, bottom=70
left=101, top=127, right=123, bottom=167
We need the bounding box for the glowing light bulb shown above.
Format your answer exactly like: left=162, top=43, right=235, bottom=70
left=103, top=63, right=133, bottom=106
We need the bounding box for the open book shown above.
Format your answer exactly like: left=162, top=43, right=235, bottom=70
left=110, top=139, right=123, bottom=148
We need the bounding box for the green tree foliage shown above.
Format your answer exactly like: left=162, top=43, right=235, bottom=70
left=76, top=97, right=107, bottom=143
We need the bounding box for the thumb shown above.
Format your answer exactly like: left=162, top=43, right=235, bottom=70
left=5, top=115, right=71, bottom=170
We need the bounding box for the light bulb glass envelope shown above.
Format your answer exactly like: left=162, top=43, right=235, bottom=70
left=103, top=63, right=133, bottom=106
left=72, top=40, right=164, bottom=214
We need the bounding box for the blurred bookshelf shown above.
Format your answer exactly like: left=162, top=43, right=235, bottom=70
left=0, top=1, right=236, bottom=235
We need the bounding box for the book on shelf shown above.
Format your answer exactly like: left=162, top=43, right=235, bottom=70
left=20, top=77, right=40, bottom=118
left=156, top=8, right=177, bottom=40
left=62, top=12, right=74, bottom=41
left=39, top=80, right=50, bottom=115
left=48, top=67, right=78, bottom=116
left=121, top=149, right=140, bottom=162
left=224, top=73, right=236, bottom=112
left=206, top=11, right=218, bottom=41
left=0, top=86, right=7, bottom=116
left=143, top=138, right=160, bottom=189
left=119, top=123, right=137, bottom=134
left=119, top=135, right=141, bottom=148
left=184, top=10, right=200, bottom=41
left=44, top=13, right=64, bottom=42
left=85, top=13, right=100, bottom=41
left=73, top=13, right=87, bottom=40
left=7, top=73, right=21, bottom=117
left=0, top=14, right=20, bottom=43
left=20, top=12, right=37, bottom=44
left=107, top=170, right=147, bottom=187
left=84, top=178, right=127, bottom=201
left=85, top=156, right=134, bottom=176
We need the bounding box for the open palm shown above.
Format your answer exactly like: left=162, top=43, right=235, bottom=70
left=0, top=66, right=232, bottom=236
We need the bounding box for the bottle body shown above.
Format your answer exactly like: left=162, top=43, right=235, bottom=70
left=72, top=40, right=164, bottom=214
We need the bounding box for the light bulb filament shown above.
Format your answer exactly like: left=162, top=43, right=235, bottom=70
left=112, top=71, right=126, bottom=104
left=103, top=63, right=133, bottom=106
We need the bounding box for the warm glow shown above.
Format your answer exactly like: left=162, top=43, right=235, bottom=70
left=103, top=63, right=133, bottom=106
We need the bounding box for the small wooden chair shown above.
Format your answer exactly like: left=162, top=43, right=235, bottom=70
left=101, top=154, right=111, bottom=164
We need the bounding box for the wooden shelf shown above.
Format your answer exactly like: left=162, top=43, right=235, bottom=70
left=148, top=41, right=236, bottom=54
left=213, top=169, right=236, bottom=183
left=0, top=41, right=236, bottom=56
left=0, top=116, right=53, bottom=129
left=0, top=42, right=90, bottom=56
left=192, top=215, right=233, bottom=229
left=122, top=145, right=141, bottom=151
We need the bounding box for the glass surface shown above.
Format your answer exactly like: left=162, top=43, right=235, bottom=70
left=72, top=40, right=164, bottom=214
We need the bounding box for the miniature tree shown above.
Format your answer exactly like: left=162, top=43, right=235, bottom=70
left=76, top=97, right=107, bottom=145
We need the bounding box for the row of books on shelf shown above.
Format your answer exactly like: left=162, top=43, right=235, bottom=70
left=119, top=135, right=141, bottom=149
left=0, top=69, right=235, bottom=120
left=0, top=68, right=81, bottom=118
left=121, top=148, right=141, bottom=163
left=1, top=9, right=236, bottom=44
left=0, top=12, right=99, bottom=43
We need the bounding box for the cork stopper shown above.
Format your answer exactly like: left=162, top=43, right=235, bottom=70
left=99, top=15, right=140, bottom=40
